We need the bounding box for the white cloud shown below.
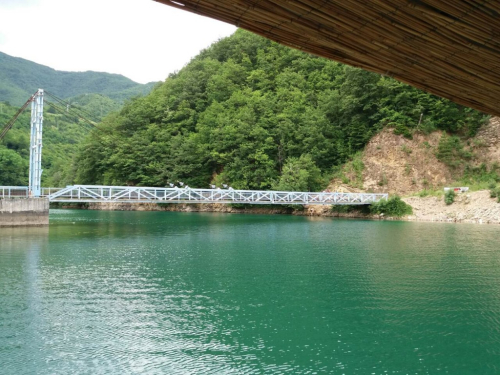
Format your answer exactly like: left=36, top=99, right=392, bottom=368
left=0, top=0, right=236, bottom=83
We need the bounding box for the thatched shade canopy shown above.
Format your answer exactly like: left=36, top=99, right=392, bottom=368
left=154, top=0, right=500, bottom=116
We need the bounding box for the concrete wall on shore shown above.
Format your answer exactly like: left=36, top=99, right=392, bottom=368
left=0, top=198, right=49, bottom=227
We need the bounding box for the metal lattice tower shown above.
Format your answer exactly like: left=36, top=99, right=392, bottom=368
left=29, top=89, right=44, bottom=197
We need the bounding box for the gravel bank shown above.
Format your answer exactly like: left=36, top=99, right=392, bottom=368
left=402, top=190, right=500, bottom=224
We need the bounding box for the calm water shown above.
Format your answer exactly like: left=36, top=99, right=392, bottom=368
left=1, top=210, right=500, bottom=374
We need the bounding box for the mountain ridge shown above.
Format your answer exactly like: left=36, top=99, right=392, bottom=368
left=0, top=51, right=158, bottom=106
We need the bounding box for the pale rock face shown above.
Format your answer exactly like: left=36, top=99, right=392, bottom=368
left=329, top=117, right=500, bottom=197
left=474, top=117, right=500, bottom=166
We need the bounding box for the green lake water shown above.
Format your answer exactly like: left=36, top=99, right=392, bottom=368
left=1, top=209, right=500, bottom=374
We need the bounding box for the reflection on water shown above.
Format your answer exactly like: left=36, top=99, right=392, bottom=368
left=1, top=210, right=500, bottom=374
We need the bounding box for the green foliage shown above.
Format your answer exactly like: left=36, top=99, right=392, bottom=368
left=393, top=123, right=413, bottom=139
left=0, top=101, right=93, bottom=186
left=444, top=190, right=456, bottom=205
left=330, top=205, right=353, bottom=213
left=333, top=152, right=365, bottom=188
left=370, top=196, right=413, bottom=217
left=70, top=30, right=487, bottom=189
left=447, top=163, right=500, bottom=194
left=351, top=155, right=365, bottom=179
left=490, top=188, right=497, bottom=198
left=401, top=145, right=412, bottom=155
left=1, top=29, right=489, bottom=192
left=330, top=204, right=370, bottom=214
left=436, top=135, right=473, bottom=169
left=49, top=202, right=88, bottom=209
left=489, top=183, right=500, bottom=202
left=0, top=148, right=27, bottom=185
left=65, top=94, right=122, bottom=122
left=378, top=173, right=388, bottom=186
left=273, top=154, right=324, bottom=191
left=416, top=189, right=443, bottom=198
left=405, top=163, right=412, bottom=175
left=0, top=49, right=157, bottom=187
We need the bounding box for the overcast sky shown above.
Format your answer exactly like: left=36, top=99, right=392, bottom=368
left=0, top=0, right=236, bottom=83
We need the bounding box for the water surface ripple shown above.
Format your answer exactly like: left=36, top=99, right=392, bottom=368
left=1, top=210, right=500, bottom=374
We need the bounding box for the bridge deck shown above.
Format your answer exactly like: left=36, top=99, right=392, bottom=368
left=2, top=185, right=388, bottom=206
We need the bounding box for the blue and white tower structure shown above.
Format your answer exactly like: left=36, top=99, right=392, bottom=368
left=29, top=89, right=44, bottom=197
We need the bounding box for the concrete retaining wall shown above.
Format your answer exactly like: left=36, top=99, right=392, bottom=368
left=0, top=198, right=49, bottom=226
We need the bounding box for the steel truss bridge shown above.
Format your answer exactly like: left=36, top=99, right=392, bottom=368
left=1, top=185, right=388, bottom=206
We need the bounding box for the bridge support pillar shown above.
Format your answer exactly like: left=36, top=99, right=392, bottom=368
left=29, top=89, right=44, bottom=198
left=0, top=198, right=49, bottom=227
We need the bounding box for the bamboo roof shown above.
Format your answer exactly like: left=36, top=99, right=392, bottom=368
left=154, top=0, right=500, bottom=116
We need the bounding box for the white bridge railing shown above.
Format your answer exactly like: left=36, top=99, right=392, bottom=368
left=40, top=185, right=388, bottom=205
left=0, top=186, right=63, bottom=199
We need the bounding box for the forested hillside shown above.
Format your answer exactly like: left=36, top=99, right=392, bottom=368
left=75, top=29, right=487, bottom=191
left=0, top=95, right=112, bottom=186
left=0, top=51, right=157, bottom=107
left=0, top=48, right=158, bottom=187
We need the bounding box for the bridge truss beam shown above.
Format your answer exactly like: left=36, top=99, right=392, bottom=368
left=46, top=185, right=388, bottom=205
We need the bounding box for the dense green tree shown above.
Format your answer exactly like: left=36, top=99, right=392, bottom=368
left=273, top=155, right=323, bottom=192
left=0, top=148, right=27, bottom=185
left=0, top=98, right=104, bottom=186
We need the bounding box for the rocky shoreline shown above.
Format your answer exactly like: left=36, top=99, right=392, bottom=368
left=402, top=190, right=500, bottom=224
left=68, top=189, right=499, bottom=225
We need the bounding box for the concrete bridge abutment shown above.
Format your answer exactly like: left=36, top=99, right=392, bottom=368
left=0, top=198, right=49, bottom=227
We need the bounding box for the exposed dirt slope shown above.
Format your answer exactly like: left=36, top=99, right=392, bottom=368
left=333, top=117, right=500, bottom=196
left=360, top=129, right=452, bottom=195
left=473, top=116, right=500, bottom=166
left=321, top=117, right=500, bottom=223
left=330, top=128, right=453, bottom=195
